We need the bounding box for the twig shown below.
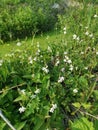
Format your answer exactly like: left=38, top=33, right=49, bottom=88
left=0, top=82, right=26, bottom=94
left=79, top=109, right=98, bottom=120
left=0, top=110, right=16, bottom=130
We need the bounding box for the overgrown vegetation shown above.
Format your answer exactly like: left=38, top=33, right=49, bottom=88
left=0, top=1, right=98, bottom=130
left=0, top=0, right=66, bottom=42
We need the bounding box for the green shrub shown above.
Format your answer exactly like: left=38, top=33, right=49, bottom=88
left=0, top=0, right=63, bottom=42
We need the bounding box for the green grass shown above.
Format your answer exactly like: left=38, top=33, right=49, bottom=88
left=0, top=31, right=63, bottom=57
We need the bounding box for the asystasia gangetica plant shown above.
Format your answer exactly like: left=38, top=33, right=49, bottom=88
left=0, top=39, right=98, bottom=129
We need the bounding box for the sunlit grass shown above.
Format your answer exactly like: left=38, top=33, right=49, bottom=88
left=0, top=31, right=63, bottom=57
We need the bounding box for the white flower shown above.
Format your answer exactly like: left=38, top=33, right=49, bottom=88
left=61, top=68, right=65, bottom=72
left=67, top=59, right=72, bottom=64
left=63, top=27, right=66, bottom=31
left=49, top=108, right=54, bottom=113
left=29, top=60, right=33, bottom=64
left=96, top=52, right=98, bottom=55
left=35, top=89, right=40, bottom=94
left=17, top=42, right=21, bottom=46
left=55, top=60, right=60, bottom=66
left=64, top=59, right=67, bottom=62
left=52, top=3, right=60, bottom=9
left=73, top=89, right=78, bottom=93
left=76, top=36, right=79, bottom=41
left=85, top=31, right=89, bottom=35
left=58, top=76, right=64, bottom=83
left=47, top=46, right=52, bottom=52
left=49, top=104, right=57, bottom=113
left=73, top=34, right=77, bottom=40
left=69, top=65, right=74, bottom=71
left=0, top=60, right=3, bottom=66
left=89, top=33, right=93, bottom=38
left=33, top=57, right=37, bottom=61
left=84, top=67, right=88, bottom=70
left=19, top=106, right=26, bottom=113
left=32, top=74, right=35, bottom=78
left=31, top=94, right=36, bottom=99
left=52, top=104, right=57, bottom=109
left=85, top=26, right=88, bottom=29
left=20, top=89, right=26, bottom=95
left=64, top=52, right=67, bottom=55
left=42, top=67, right=49, bottom=73
left=65, top=56, right=69, bottom=60
left=94, top=14, right=98, bottom=18
left=64, top=31, right=66, bottom=34
left=80, top=52, right=84, bottom=54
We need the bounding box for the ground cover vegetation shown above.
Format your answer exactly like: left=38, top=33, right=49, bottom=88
left=0, top=0, right=98, bottom=130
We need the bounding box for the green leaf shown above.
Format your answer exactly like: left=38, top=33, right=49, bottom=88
left=82, top=103, right=91, bottom=109
left=33, top=115, right=45, bottom=130
left=15, top=121, right=26, bottom=130
left=79, top=76, right=88, bottom=88
left=72, top=102, right=81, bottom=108
left=0, top=121, right=6, bottom=129
left=94, top=120, right=98, bottom=130
left=71, top=117, right=94, bottom=130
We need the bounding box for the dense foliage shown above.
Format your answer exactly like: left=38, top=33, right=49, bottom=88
left=0, top=0, right=65, bottom=42
left=0, top=1, right=98, bottom=130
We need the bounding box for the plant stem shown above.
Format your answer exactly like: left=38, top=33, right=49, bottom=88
left=0, top=110, right=16, bottom=130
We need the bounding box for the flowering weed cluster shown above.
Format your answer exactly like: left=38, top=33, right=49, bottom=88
left=0, top=2, right=98, bottom=130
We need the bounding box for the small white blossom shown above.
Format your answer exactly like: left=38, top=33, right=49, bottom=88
left=67, top=59, right=72, bottom=64
left=52, top=3, right=60, bottom=9
left=85, top=31, right=89, bottom=35
left=61, top=68, right=65, bottom=72
left=0, top=60, right=3, bottom=66
left=31, top=94, right=36, bottom=99
left=55, top=60, right=60, bottom=66
left=58, top=76, right=64, bottom=83
left=47, top=46, right=52, bottom=52
left=73, top=89, right=78, bottom=93
left=64, top=52, right=67, bottom=55
left=17, top=42, right=21, bottom=46
left=63, top=59, right=67, bottom=63
left=84, top=67, right=88, bottom=70
left=65, top=56, right=69, bottom=60
left=64, top=31, right=66, bottom=34
left=49, top=104, right=57, bottom=113
left=94, top=14, right=98, bottom=18
left=33, top=57, right=37, bottom=61
left=63, top=27, right=66, bottom=31
left=42, top=67, right=49, bottom=73
left=32, top=74, right=35, bottom=78
left=35, top=89, right=40, bottom=94
left=85, top=26, right=88, bottom=29
left=76, top=36, right=80, bottom=41
left=81, top=52, right=84, bottom=55
left=20, top=89, right=26, bottom=95
left=29, top=60, right=33, bottom=64
left=19, top=106, right=26, bottom=113
left=96, top=52, right=98, bottom=55
left=73, top=34, right=77, bottom=40
left=69, top=65, right=74, bottom=71
left=89, top=33, right=93, bottom=38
